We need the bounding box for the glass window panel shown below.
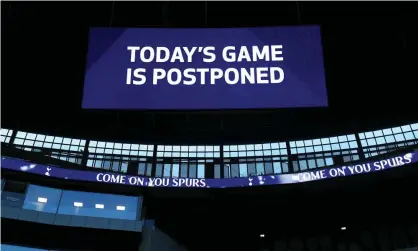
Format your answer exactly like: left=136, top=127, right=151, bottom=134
left=325, top=157, right=334, bottom=166
left=322, top=144, right=331, bottom=151
left=264, top=162, right=274, bottom=174
left=239, top=163, right=248, bottom=177
left=155, top=164, right=163, bottom=177
left=223, top=165, right=230, bottom=178
left=14, top=138, right=24, bottom=145
left=340, top=142, right=349, bottom=149
left=121, top=162, right=128, bottom=173
left=297, top=147, right=306, bottom=154
left=314, top=145, right=322, bottom=152
left=305, top=146, right=314, bottom=153
left=172, top=164, right=180, bottom=177
left=367, top=138, right=377, bottom=146
left=349, top=141, right=358, bottom=148
left=163, top=164, right=171, bottom=177
left=271, top=143, right=279, bottom=149
left=138, top=163, right=146, bottom=175
left=293, top=161, right=299, bottom=172
left=263, top=150, right=272, bottom=156
left=295, top=141, right=304, bottom=147
left=282, top=161, right=289, bottom=173
left=365, top=132, right=374, bottom=138
left=145, top=163, right=152, bottom=176
left=392, top=127, right=402, bottom=134
left=180, top=164, right=188, bottom=178
left=347, top=134, right=356, bottom=141
left=385, top=135, right=396, bottom=143
left=394, top=133, right=405, bottom=142
left=404, top=132, right=415, bottom=140
left=58, top=190, right=139, bottom=220
left=112, top=161, right=121, bottom=172
left=256, top=162, right=264, bottom=175
left=197, top=164, right=205, bottom=178
left=329, top=137, right=338, bottom=143
left=338, top=135, right=347, bottom=142
left=231, top=164, right=239, bottom=178
left=382, top=129, right=392, bottom=135
left=299, top=160, right=308, bottom=171
left=307, top=159, right=316, bottom=169
left=321, top=138, right=330, bottom=144
left=23, top=185, right=62, bottom=213
left=214, top=164, right=221, bottom=178
left=273, top=162, right=282, bottom=174
left=317, top=158, right=325, bottom=167
left=254, top=144, right=263, bottom=150
left=304, top=140, right=313, bottom=146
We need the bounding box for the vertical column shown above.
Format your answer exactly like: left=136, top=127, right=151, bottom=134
left=355, top=133, right=365, bottom=160
left=151, top=144, right=158, bottom=177
left=81, top=139, right=90, bottom=166
left=220, top=145, right=225, bottom=178
left=286, top=141, right=294, bottom=173
left=9, top=129, right=18, bottom=145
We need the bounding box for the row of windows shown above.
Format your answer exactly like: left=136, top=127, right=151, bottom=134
left=157, top=145, right=220, bottom=152
left=224, top=161, right=289, bottom=178
left=156, top=151, right=221, bottom=158
left=359, top=124, right=418, bottom=148
left=14, top=131, right=86, bottom=152
left=2, top=183, right=140, bottom=221
left=1, top=128, right=13, bottom=143
left=2, top=122, right=418, bottom=178
left=155, top=163, right=206, bottom=178
left=363, top=141, right=418, bottom=159
left=5, top=123, right=418, bottom=155
left=4, top=124, right=417, bottom=159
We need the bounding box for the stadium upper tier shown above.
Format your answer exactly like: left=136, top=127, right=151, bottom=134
left=1, top=122, right=418, bottom=179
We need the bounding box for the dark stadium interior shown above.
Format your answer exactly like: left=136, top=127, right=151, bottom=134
left=2, top=1, right=418, bottom=143
left=2, top=1, right=418, bottom=251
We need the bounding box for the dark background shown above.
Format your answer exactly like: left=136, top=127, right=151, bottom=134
left=2, top=2, right=417, bottom=144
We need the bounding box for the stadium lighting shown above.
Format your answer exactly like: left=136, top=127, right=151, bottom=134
left=95, top=204, right=104, bottom=209
left=37, top=197, right=47, bottom=203
left=116, top=205, right=125, bottom=211
left=73, top=202, right=83, bottom=207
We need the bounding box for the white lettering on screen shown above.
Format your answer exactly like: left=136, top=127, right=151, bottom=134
left=96, top=174, right=207, bottom=188
left=125, top=45, right=285, bottom=86
left=295, top=153, right=414, bottom=182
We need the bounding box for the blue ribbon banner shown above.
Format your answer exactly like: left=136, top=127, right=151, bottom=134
left=1, top=152, right=416, bottom=188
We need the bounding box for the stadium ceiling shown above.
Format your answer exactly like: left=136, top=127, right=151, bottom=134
left=2, top=2, right=417, bottom=144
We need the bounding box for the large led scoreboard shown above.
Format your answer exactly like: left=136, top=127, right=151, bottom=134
left=82, top=26, right=327, bottom=110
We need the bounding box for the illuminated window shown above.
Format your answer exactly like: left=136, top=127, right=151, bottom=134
left=223, top=143, right=288, bottom=177
left=0, top=128, right=13, bottom=143
left=290, top=134, right=358, bottom=171
left=58, top=190, right=140, bottom=220
left=224, top=142, right=287, bottom=158
left=156, top=145, right=220, bottom=158
left=359, top=123, right=418, bottom=158
left=13, top=131, right=86, bottom=164
left=87, top=141, right=154, bottom=173
left=155, top=145, right=220, bottom=178
left=23, top=185, right=62, bottom=213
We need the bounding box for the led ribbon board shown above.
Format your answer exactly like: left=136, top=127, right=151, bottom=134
left=82, top=26, right=328, bottom=110
left=1, top=152, right=416, bottom=188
